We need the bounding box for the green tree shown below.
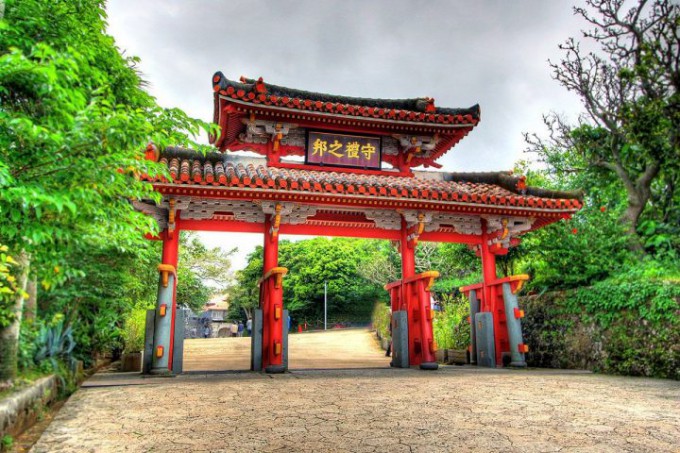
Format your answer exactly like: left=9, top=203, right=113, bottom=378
left=228, top=238, right=388, bottom=326
left=356, top=240, right=481, bottom=295
left=175, top=232, right=236, bottom=313
left=0, top=0, right=214, bottom=382
left=282, top=238, right=386, bottom=322
left=228, top=238, right=483, bottom=325
left=527, top=0, right=679, bottom=251
left=34, top=244, right=160, bottom=362
left=226, top=248, right=263, bottom=321
left=497, top=161, right=633, bottom=289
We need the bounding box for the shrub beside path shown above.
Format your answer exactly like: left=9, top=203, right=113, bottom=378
left=31, top=330, right=680, bottom=452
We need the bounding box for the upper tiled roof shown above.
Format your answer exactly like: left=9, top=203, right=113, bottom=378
left=212, top=72, right=480, bottom=126
left=144, top=147, right=583, bottom=213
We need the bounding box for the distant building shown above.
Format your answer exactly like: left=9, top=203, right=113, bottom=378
left=202, top=295, right=233, bottom=338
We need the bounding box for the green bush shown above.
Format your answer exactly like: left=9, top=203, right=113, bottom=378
left=433, top=294, right=470, bottom=350
left=521, top=260, right=680, bottom=379
left=18, top=318, right=42, bottom=372
left=34, top=319, right=75, bottom=369
left=122, top=309, right=147, bottom=353
left=19, top=317, right=79, bottom=392
left=2, top=435, right=14, bottom=451
left=371, top=302, right=391, bottom=341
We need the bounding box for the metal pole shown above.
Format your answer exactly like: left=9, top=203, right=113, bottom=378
left=324, top=281, right=327, bottom=331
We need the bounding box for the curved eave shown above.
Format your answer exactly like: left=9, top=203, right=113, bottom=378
left=149, top=181, right=580, bottom=220
left=212, top=95, right=478, bottom=166
left=217, top=95, right=478, bottom=131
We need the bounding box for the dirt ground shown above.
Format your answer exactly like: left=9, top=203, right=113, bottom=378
left=28, top=330, right=680, bottom=452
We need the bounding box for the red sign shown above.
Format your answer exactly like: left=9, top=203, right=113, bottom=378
left=306, top=131, right=381, bottom=169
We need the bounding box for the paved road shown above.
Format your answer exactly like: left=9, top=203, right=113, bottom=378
left=183, top=329, right=389, bottom=372
left=31, top=330, right=680, bottom=452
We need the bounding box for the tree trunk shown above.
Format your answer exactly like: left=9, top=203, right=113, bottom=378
left=24, top=276, right=37, bottom=321
left=622, top=173, right=655, bottom=253
left=623, top=200, right=644, bottom=235
left=0, top=252, right=29, bottom=385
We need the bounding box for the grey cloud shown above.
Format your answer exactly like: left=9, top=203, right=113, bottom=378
left=106, top=0, right=586, bottom=170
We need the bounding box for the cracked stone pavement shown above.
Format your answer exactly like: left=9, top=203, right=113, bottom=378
left=30, top=331, right=680, bottom=452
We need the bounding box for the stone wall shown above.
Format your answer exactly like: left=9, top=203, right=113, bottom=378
left=0, top=375, right=58, bottom=439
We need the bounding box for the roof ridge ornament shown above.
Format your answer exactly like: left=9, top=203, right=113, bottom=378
left=254, top=77, right=267, bottom=94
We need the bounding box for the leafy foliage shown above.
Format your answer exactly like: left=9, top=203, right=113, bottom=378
left=0, top=0, right=212, bottom=257
left=371, top=302, right=391, bottom=342
left=521, top=260, right=680, bottom=379
left=33, top=244, right=159, bottom=363
left=122, top=309, right=147, bottom=354
left=229, top=238, right=388, bottom=326
left=180, top=232, right=236, bottom=290
left=519, top=204, right=633, bottom=289
left=176, top=232, right=235, bottom=312
left=0, top=244, right=26, bottom=328
left=33, top=319, right=75, bottom=371
left=527, top=0, right=680, bottom=249
left=432, top=294, right=470, bottom=350
left=0, top=0, right=215, bottom=381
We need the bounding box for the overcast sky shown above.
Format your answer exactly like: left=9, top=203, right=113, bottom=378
left=106, top=0, right=589, bottom=270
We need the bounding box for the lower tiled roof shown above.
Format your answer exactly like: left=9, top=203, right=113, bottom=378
left=143, top=147, right=582, bottom=212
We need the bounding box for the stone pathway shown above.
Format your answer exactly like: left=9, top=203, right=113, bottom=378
left=182, top=329, right=389, bottom=372
left=30, top=330, right=680, bottom=452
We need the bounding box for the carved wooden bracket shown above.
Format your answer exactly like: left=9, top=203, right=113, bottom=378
left=167, top=198, right=176, bottom=237
left=508, top=274, right=530, bottom=294
left=406, top=213, right=426, bottom=248
left=270, top=203, right=282, bottom=238
left=500, top=218, right=509, bottom=240
left=386, top=270, right=440, bottom=292
left=273, top=123, right=283, bottom=152
left=157, top=264, right=176, bottom=288
left=395, top=134, right=439, bottom=163
left=418, top=270, right=440, bottom=292
left=459, top=274, right=529, bottom=295
left=258, top=266, right=289, bottom=289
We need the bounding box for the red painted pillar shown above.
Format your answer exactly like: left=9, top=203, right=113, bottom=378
left=164, top=226, right=180, bottom=372
left=480, top=220, right=506, bottom=366
left=162, top=230, right=180, bottom=267
left=262, top=215, right=284, bottom=373
left=400, top=220, right=415, bottom=320
left=416, top=275, right=438, bottom=369
left=401, top=219, right=415, bottom=281
left=480, top=221, right=497, bottom=312
left=151, top=217, right=180, bottom=374
left=263, top=217, right=279, bottom=274
left=400, top=219, right=417, bottom=364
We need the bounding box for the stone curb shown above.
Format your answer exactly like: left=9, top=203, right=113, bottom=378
left=0, top=375, right=58, bottom=439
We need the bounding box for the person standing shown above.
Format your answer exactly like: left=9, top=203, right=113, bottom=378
left=237, top=321, right=244, bottom=337
left=230, top=322, right=238, bottom=337
left=246, top=318, right=252, bottom=337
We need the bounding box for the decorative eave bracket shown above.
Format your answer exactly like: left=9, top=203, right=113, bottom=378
left=401, top=210, right=433, bottom=248
left=394, top=134, right=439, bottom=164
left=241, top=117, right=299, bottom=152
